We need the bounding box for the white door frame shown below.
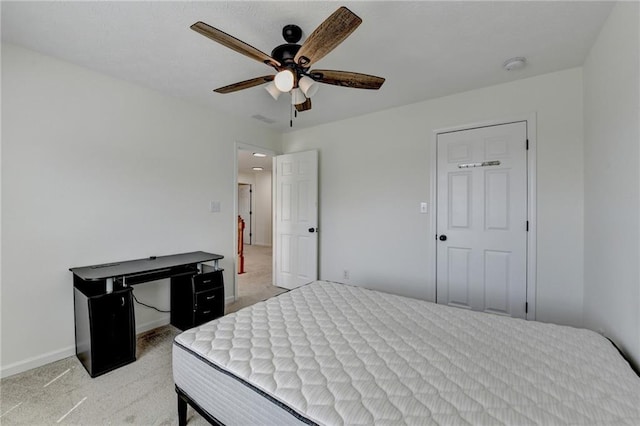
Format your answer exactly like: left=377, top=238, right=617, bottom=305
left=429, top=113, right=537, bottom=320
left=233, top=141, right=279, bottom=303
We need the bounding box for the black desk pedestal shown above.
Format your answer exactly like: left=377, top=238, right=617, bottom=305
left=70, top=251, right=224, bottom=377
left=171, top=269, right=225, bottom=330
left=74, top=287, right=136, bottom=377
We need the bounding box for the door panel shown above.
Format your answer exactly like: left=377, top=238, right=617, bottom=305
left=447, top=247, right=472, bottom=309
left=297, top=181, right=310, bottom=221
left=275, top=151, right=318, bottom=289
left=280, top=183, right=292, bottom=221
left=485, top=170, right=510, bottom=230
left=279, top=234, right=292, bottom=273
left=449, top=172, right=471, bottom=228
left=297, top=235, right=312, bottom=279
left=484, top=250, right=510, bottom=315
left=436, top=122, right=527, bottom=318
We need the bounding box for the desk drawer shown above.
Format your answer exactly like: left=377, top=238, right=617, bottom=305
left=194, top=287, right=224, bottom=325
left=195, top=308, right=221, bottom=325
left=195, top=287, right=223, bottom=308
left=193, top=271, right=223, bottom=292
left=195, top=287, right=224, bottom=311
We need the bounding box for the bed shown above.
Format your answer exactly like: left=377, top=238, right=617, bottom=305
left=172, top=280, right=640, bottom=425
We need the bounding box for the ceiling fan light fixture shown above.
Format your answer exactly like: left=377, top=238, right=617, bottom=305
left=265, top=81, right=281, bottom=100
left=298, top=76, right=319, bottom=97
left=274, top=69, right=295, bottom=92
left=291, top=88, right=306, bottom=105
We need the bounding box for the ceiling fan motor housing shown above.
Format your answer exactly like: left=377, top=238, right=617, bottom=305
left=271, top=43, right=302, bottom=66
left=272, top=24, right=309, bottom=74
left=282, top=24, right=302, bottom=43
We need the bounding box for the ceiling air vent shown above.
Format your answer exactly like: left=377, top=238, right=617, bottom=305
left=251, top=114, right=277, bottom=124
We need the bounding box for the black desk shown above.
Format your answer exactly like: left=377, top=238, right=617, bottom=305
left=70, top=251, right=224, bottom=377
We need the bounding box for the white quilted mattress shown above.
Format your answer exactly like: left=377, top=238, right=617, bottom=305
left=173, top=280, right=640, bottom=425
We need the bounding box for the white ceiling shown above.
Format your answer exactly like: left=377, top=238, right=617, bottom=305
left=2, top=1, right=613, bottom=133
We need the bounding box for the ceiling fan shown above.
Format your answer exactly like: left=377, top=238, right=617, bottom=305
left=191, top=6, right=385, bottom=122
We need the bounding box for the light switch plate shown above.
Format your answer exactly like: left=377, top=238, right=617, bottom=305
left=210, top=201, right=221, bottom=213
left=420, top=202, right=428, bottom=214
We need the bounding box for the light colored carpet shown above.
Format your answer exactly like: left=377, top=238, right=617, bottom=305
left=226, top=244, right=287, bottom=313
left=1, top=326, right=195, bottom=425
left=0, top=245, right=287, bottom=425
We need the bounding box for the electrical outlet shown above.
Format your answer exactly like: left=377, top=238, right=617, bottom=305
left=342, top=269, right=350, bottom=280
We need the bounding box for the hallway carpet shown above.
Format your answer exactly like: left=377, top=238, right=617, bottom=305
left=225, top=244, right=287, bottom=313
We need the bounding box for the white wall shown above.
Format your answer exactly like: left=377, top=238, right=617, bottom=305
left=283, top=68, right=585, bottom=328
left=583, top=2, right=640, bottom=369
left=253, top=170, right=272, bottom=246
left=1, top=43, right=280, bottom=377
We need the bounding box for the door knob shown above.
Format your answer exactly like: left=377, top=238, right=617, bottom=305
left=439, top=235, right=447, bottom=241
left=308, top=227, right=317, bottom=233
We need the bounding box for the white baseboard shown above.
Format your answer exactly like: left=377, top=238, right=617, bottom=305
left=1, top=318, right=171, bottom=379
left=1, top=345, right=76, bottom=379
left=225, top=295, right=235, bottom=304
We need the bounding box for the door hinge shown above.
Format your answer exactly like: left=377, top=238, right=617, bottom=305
left=526, top=139, right=529, bottom=150
left=525, top=302, right=529, bottom=314
left=526, top=221, right=529, bottom=231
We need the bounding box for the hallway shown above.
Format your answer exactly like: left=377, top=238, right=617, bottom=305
left=226, top=245, right=287, bottom=314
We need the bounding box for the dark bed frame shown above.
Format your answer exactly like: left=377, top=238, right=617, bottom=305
left=176, top=385, right=223, bottom=426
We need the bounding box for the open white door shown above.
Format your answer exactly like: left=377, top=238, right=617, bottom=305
left=274, top=150, right=318, bottom=289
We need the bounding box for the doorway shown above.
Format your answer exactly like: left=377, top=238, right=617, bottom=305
left=432, top=116, right=537, bottom=320
left=229, top=146, right=286, bottom=313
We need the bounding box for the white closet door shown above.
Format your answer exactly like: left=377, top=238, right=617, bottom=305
left=436, top=122, right=528, bottom=318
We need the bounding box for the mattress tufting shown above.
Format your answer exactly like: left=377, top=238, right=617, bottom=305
left=173, top=280, right=640, bottom=425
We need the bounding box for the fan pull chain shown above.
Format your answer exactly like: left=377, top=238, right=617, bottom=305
left=290, top=103, right=293, bottom=128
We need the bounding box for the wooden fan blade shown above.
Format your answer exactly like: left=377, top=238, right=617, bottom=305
left=294, top=7, right=362, bottom=68
left=295, top=98, right=312, bottom=112
left=191, top=22, right=280, bottom=68
left=311, top=70, right=385, bottom=89
left=214, top=75, right=274, bottom=94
